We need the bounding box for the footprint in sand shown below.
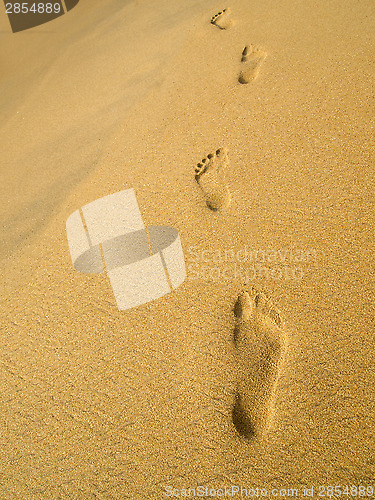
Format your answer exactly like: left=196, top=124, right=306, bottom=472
left=232, top=287, right=285, bottom=438
left=238, top=45, right=267, bottom=84
left=211, top=8, right=234, bottom=30
left=194, top=148, right=231, bottom=211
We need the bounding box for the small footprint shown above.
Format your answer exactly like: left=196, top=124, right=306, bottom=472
left=232, top=287, right=285, bottom=438
left=194, top=148, right=231, bottom=211
left=210, top=8, right=234, bottom=30
left=238, top=45, right=267, bottom=84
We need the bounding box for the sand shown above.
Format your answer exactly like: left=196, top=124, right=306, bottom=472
left=0, top=0, right=374, bottom=498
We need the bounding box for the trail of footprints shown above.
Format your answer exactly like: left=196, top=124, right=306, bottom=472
left=192, top=10, right=283, bottom=439
left=194, top=9, right=267, bottom=211
left=210, top=7, right=267, bottom=84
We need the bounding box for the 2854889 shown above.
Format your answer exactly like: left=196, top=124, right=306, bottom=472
left=5, top=3, right=62, bottom=14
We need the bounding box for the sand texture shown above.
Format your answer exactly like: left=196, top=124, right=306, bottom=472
left=0, top=0, right=374, bottom=498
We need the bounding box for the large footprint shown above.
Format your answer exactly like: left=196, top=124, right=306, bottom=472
left=211, top=8, right=235, bottom=30
left=194, top=147, right=231, bottom=211
left=238, top=45, right=267, bottom=84
left=232, top=287, right=285, bottom=439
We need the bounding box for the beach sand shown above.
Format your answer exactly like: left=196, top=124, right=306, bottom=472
left=0, top=0, right=374, bottom=497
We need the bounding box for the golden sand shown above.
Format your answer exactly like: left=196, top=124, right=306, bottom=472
left=0, top=0, right=374, bottom=497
